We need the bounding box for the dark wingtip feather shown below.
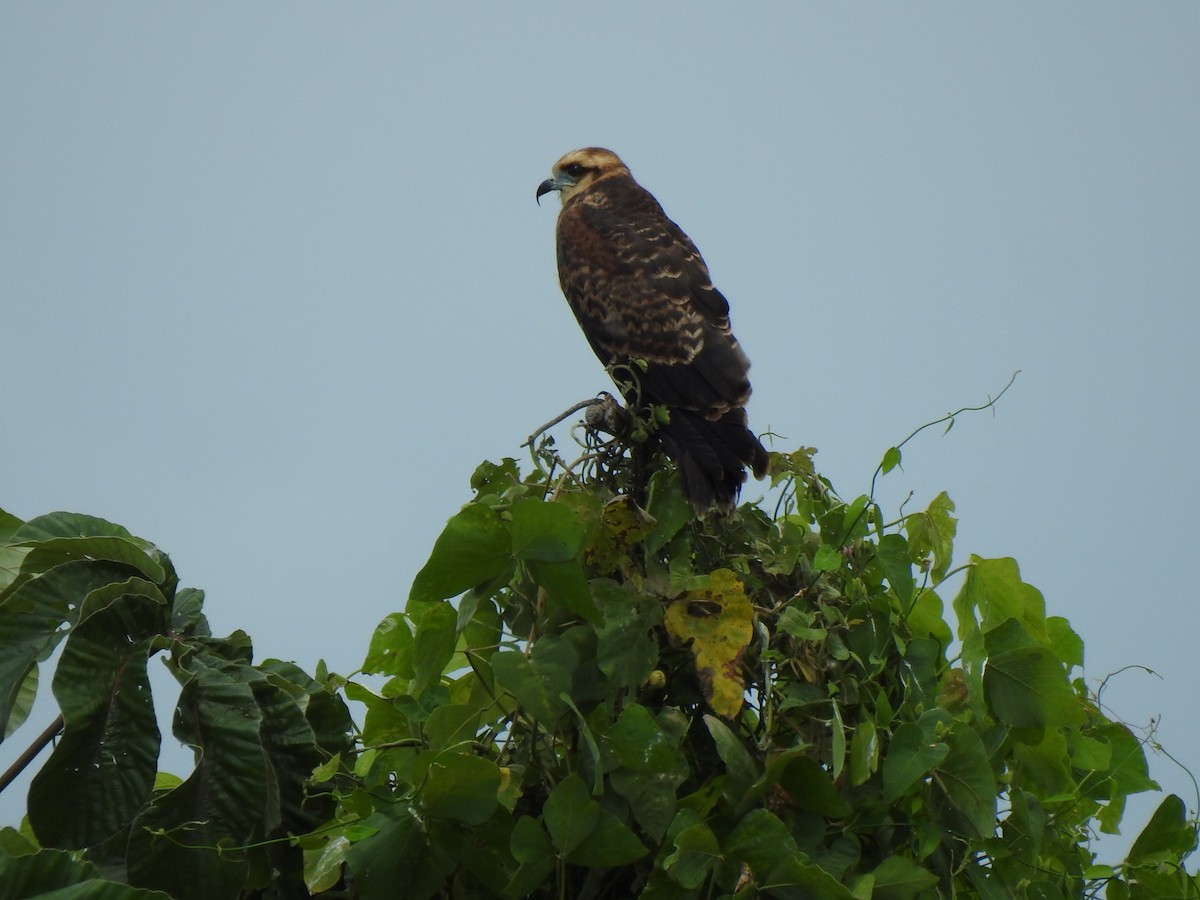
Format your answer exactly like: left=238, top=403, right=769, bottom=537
left=657, top=407, right=768, bottom=515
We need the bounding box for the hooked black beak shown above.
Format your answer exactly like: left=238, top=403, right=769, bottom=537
left=535, top=178, right=557, bottom=205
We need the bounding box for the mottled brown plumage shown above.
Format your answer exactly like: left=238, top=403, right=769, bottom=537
left=537, top=148, right=768, bottom=511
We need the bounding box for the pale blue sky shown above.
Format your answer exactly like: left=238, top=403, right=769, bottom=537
left=2, top=4, right=1197, bottom=853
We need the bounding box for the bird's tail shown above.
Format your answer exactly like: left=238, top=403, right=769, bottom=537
left=657, top=407, right=769, bottom=513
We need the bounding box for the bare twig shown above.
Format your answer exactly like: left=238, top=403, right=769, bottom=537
left=523, top=397, right=610, bottom=448
left=0, top=714, right=64, bottom=795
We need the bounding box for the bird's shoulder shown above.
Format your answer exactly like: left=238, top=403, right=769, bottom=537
left=560, top=175, right=687, bottom=253
left=557, top=174, right=729, bottom=325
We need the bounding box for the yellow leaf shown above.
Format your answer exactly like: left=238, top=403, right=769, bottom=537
left=585, top=496, right=656, bottom=574
left=665, top=569, right=754, bottom=717
left=938, top=668, right=970, bottom=713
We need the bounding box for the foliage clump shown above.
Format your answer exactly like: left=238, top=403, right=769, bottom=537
left=332, top=429, right=1198, bottom=899
left=0, top=413, right=1197, bottom=899
left=0, top=509, right=354, bottom=897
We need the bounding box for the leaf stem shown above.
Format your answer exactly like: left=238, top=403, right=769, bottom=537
left=0, top=714, right=63, bottom=796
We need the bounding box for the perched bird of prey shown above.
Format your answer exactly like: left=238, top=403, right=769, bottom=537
left=537, top=147, right=768, bottom=512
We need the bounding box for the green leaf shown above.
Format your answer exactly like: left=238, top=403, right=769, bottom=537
left=1119, top=864, right=1198, bottom=900
left=304, top=832, right=352, bottom=894
left=593, top=579, right=661, bottom=689
left=423, top=703, right=481, bottom=750
left=0, top=849, right=93, bottom=894
left=778, top=606, right=827, bottom=641
left=543, top=774, right=601, bottom=857
left=953, top=555, right=1049, bottom=721
left=964, top=860, right=1011, bottom=899
left=645, top=469, right=692, bottom=554
left=409, top=503, right=512, bottom=609
left=904, top=492, right=956, bottom=584
left=562, top=695, right=605, bottom=795
left=877, top=534, right=914, bottom=604
left=509, top=816, right=553, bottom=865
left=126, top=650, right=270, bottom=898
left=27, top=589, right=164, bottom=849
left=958, top=556, right=1048, bottom=641
left=346, top=804, right=454, bottom=900
left=432, top=813, right=518, bottom=894
left=306, top=686, right=354, bottom=759
left=849, top=874, right=874, bottom=900
left=4, top=665, right=38, bottom=739
left=901, top=639, right=942, bottom=712
left=525, top=558, right=599, bottom=623
left=0, top=560, right=143, bottom=734
left=0, top=544, right=29, bottom=595
left=1128, top=794, right=1196, bottom=865
left=411, top=601, right=458, bottom=695
left=870, top=856, right=940, bottom=900
left=463, top=593, right=501, bottom=664
left=20, top=537, right=165, bottom=586
left=933, top=725, right=996, bottom=838
left=813, top=545, right=842, bottom=572
left=610, top=767, right=679, bottom=846
left=509, top=497, right=585, bottom=562
left=0, top=848, right=174, bottom=899
left=492, top=636, right=577, bottom=724
left=883, top=722, right=949, bottom=803
left=904, top=589, right=952, bottom=646
left=415, top=751, right=501, bottom=825
left=544, top=777, right=648, bottom=868
left=566, top=810, right=647, bottom=867
left=0, top=825, right=37, bottom=858
left=346, top=682, right=409, bottom=744
left=1069, top=731, right=1112, bottom=775
left=829, top=699, right=847, bottom=781
left=763, top=856, right=857, bottom=899
left=169, top=587, right=208, bottom=637
left=1002, top=790, right=1046, bottom=862
left=605, top=703, right=682, bottom=773
left=506, top=816, right=556, bottom=897
left=840, top=495, right=871, bottom=541
left=881, top=446, right=901, bottom=474
left=1012, top=728, right=1072, bottom=799
left=663, top=823, right=719, bottom=888
left=362, top=612, right=414, bottom=677
left=848, top=718, right=879, bottom=786
left=722, top=809, right=798, bottom=884
left=703, top=715, right=759, bottom=803
left=0, top=506, right=24, bottom=542
left=470, top=457, right=522, bottom=497
left=250, top=668, right=325, bottom=833
left=778, top=756, right=851, bottom=817
left=1046, top=615, right=1084, bottom=669
left=10, top=512, right=169, bottom=585
left=983, top=618, right=1084, bottom=728
left=606, top=705, right=687, bottom=841
left=1095, top=720, right=1159, bottom=798
left=10, top=511, right=137, bottom=544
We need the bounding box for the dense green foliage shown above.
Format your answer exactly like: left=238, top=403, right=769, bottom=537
left=1, top=420, right=1197, bottom=898
left=0, top=510, right=355, bottom=897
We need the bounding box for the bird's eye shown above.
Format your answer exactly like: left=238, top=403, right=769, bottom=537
left=564, top=163, right=586, bottom=178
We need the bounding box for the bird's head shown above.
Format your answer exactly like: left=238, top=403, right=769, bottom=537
left=536, top=147, right=629, bottom=205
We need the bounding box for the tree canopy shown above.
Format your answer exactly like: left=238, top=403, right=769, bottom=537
left=0, top=399, right=1196, bottom=899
